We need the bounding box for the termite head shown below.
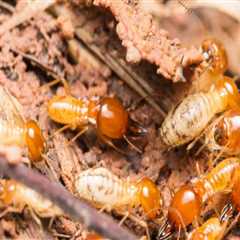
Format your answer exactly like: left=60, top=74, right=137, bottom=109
left=212, top=110, right=240, bottom=154
left=0, top=180, right=16, bottom=205
left=97, top=97, right=128, bottom=139
left=168, top=185, right=201, bottom=228
left=25, top=120, right=45, bottom=162
left=215, top=76, right=240, bottom=110
left=201, top=38, right=228, bottom=74
left=136, top=177, right=162, bottom=219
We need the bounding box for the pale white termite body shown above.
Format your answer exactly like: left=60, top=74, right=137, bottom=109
left=0, top=180, right=63, bottom=218
left=160, top=88, right=229, bottom=147
left=74, top=168, right=138, bottom=211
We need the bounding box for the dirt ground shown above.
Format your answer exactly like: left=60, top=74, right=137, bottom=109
left=0, top=0, right=240, bottom=239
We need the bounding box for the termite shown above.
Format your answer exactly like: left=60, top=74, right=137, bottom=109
left=74, top=167, right=162, bottom=220
left=188, top=203, right=232, bottom=240
left=168, top=158, right=240, bottom=228
left=159, top=38, right=239, bottom=148
left=47, top=95, right=146, bottom=153
left=203, top=109, right=240, bottom=156
left=188, top=217, right=222, bottom=240
left=0, top=86, right=45, bottom=162
left=0, top=179, right=63, bottom=218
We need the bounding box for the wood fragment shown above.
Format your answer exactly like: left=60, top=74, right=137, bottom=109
left=91, top=0, right=203, bottom=82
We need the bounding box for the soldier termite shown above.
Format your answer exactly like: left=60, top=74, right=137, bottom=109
left=74, top=167, right=162, bottom=220
left=0, top=86, right=45, bottom=162
left=159, top=38, right=240, bottom=148
left=0, top=179, right=63, bottom=219
left=158, top=158, right=240, bottom=238
left=47, top=95, right=146, bottom=153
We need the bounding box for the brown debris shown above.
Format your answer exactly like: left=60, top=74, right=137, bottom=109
left=91, top=0, right=203, bottom=82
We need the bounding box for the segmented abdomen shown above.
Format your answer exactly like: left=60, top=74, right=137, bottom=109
left=188, top=217, right=222, bottom=240
left=194, top=158, right=240, bottom=202
left=74, top=168, right=136, bottom=210
left=47, top=96, right=89, bottom=128
left=160, top=92, right=222, bottom=147
left=15, top=182, right=63, bottom=217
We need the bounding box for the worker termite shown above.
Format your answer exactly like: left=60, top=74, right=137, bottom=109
left=187, top=203, right=233, bottom=240
left=203, top=109, right=240, bottom=156
left=0, top=86, right=45, bottom=162
left=159, top=75, right=240, bottom=148
left=47, top=95, right=146, bottom=153
left=0, top=179, right=63, bottom=218
left=159, top=38, right=239, bottom=148
left=74, top=167, right=162, bottom=220
left=167, top=158, right=240, bottom=229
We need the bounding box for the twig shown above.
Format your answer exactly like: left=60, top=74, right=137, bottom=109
left=190, top=0, right=240, bottom=22
left=0, top=0, right=56, bottom=36
left=10, top=48, right=69, bottom=90
left=0, top=154, right=137, bottom=240
left=0, top=1, right=14, bottom=13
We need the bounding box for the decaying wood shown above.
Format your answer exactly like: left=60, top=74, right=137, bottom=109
left=88, top=0, right=203, bottom=82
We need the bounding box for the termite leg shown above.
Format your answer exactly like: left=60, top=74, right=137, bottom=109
left=0, top=206, right=24, bottom=218
left=41, top=154, right=59, bottom=181
left=99, top=134, right=127, bottom=155
left=48, top=216, right=55, bottom=229
left=40, top=78, right=71, bottom=94
left=211, top=144, right=229, bottom=167
left=123, top=135, right=142, bottom=153
left=50, top=124, right=72, bottom=139
left=28, top=207, right=42, bottom=228
left=67, top=127, right=88, bottom=145
left=119, top=211, right=150, bottom=240
left=119, top=211, right=129, bottom=226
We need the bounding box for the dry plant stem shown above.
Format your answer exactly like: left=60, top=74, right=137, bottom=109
left=0, top=1, right=14, bottom=13
left=0, top=154, right=137, bottom=240
left=0, top=0, right=56, bottom=36
left=11, top=48, right=69, bottom=90
left=91, top=0, right=203, bottom=82
left=75, top=28, right=166, bottom=117
left=190, top=0, right=240, bottom=22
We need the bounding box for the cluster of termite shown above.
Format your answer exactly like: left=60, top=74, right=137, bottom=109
left=0, top=37, right=240, bottom=240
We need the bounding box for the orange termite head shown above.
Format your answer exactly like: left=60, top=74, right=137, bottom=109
left=97, top=97, right=128, bottom=139
left=168, top=185, right=201, bottom=228
left=215, top=76, right=240, bottom=111
left=0, top=180, right=16, bottom=205
left=25, top=120, right=45, bottom=162
left=201, top=38, right=228, bottom=74
left=136, top=177, right=162, bottom=219
left=213, top=109, right=240, bottom=154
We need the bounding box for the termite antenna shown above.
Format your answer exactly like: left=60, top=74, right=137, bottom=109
left=123, top=135, right=142, bottom=153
